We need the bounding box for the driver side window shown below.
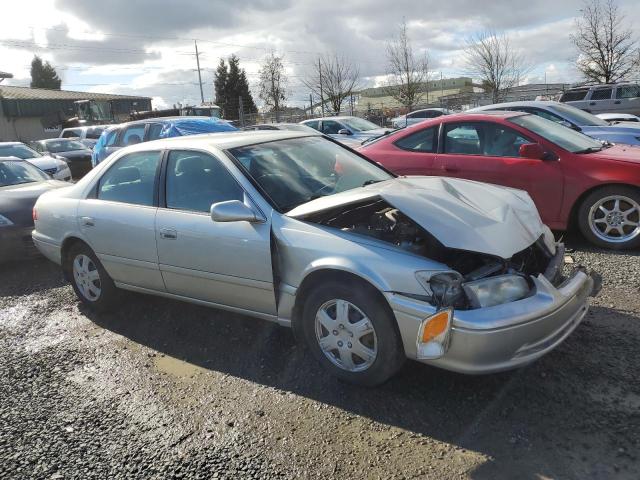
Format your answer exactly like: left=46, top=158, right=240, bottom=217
left=165, top=150, right=244, bottom=213
left=321, top=120, right=342, bottom=135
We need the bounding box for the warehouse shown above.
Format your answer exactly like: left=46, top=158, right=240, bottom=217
left=0, top=85, right=151, bottom=142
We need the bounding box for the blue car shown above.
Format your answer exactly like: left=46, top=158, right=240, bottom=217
left=469, top=101, right=640, bottom=146
left=92, top=117, right=237, bottom=166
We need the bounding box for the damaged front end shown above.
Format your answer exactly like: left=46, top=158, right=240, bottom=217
left=294, top=196, right=571, bottom=312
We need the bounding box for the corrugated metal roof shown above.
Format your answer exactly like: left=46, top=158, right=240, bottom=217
left=0, top=85, right=150, bottom=101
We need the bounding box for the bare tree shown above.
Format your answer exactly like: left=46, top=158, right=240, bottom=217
left=385, top=20, right=430, bottom=112
left=304, top=53, right=361, bottom=114
left=464, top=31, right=531, bottom=103
left=571, top=0, right=638, bottom=83
left=258, top=52, right=287, bottom=121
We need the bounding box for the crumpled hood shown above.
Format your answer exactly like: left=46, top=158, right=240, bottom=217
left=287, top=176, right=545, bottom=258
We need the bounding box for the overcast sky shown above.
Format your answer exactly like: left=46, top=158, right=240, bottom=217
left=1, top=0, right=639, bottom=109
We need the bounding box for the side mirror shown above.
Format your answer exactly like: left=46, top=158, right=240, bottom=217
left=337, top=128, right=352, bottom=136
left=210, top=200, right=261, bottom=223
left=519, top=143, right=546, bottom=160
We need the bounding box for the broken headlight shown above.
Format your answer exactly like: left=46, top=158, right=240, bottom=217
left=463, top=274, right=529, bottom=308
left=416, top=271, right=464, bottom=307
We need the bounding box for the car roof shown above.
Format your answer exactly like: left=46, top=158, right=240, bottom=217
left=0, top=142, right=24, bottom=146
left=0, top=156, right=24, bottom=162
left=469, top=100, right=564, bottom=111
left=303, top=116, right=360, bottom=122
left=120, top=130, right=321, bottom=153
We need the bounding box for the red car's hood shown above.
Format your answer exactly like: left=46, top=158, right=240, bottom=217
left=587, top=144, right=640, bottom=164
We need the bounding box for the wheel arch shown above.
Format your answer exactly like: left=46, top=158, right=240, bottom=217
left=568, top=182, right=640, bottom=230
left=290, top=268, right=395, bottom=340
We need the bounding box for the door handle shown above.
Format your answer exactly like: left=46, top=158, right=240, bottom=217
left=159, top=228, right=177, bottom=240
left=589, top=102, right=596, bottom=106
left=614, top=100, right=621, bottom=104
left=80, top=216, right=95, bottom=227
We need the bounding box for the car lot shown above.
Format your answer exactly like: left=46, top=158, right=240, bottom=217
left=1, top=237, right=638, bottom=479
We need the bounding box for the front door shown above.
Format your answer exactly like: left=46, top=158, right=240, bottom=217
left=434, top=121, right=565, bottom=225
left=78, top=150, right=165, bottom=291
left=155, top=149, right=276, bottom=316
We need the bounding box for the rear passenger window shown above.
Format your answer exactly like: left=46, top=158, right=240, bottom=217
left=560, top=89, right=589, bottom=102
left=590, top=88, right=613, bottom=100
left=98, top=151, right=161, bottom=206
left=121, top=125, right=145, bottom=146
left=304, top=120, right=320, bottom=131
left=165, top=150, right=244, bottom=213
left=394, top=127, right=436, bottom=152
left=62, top=129, right=79, bottom=138
left=147, top=123, right=164, bottom=141
left=616, top=85, right=640, bottom=99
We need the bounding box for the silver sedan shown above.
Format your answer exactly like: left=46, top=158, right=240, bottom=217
left=32, top=131, right=599, bottom=386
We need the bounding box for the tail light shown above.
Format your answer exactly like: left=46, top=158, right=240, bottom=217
left=32, top=207, right=38, bottom=222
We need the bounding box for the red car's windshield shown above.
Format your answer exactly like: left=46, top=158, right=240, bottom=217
left=509, top=114, right=604, bottom=153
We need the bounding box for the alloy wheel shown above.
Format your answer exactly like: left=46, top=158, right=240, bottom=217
left=588, top=195, right=640, bottom=244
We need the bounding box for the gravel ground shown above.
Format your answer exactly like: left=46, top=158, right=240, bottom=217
left=1, top=239, right=639, bottom=479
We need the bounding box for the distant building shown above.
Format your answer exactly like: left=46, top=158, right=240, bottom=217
left=474, top=83, right=572, bottom=106
left=357, top=77, right=476, bottom=111
left=0, top=85, right=151, bottom=142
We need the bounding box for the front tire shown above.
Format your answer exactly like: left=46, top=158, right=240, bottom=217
left=300, top=280, right=405, bottom=386
left=65, top=243, right=118, bottom=312
left=578, top=186, right=640, bottom=250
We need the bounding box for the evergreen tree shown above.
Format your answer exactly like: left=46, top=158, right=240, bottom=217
left=30, top=55, right=61, bottom=89
left=214, top=55, right=257, bottom=119
left=214, top=59, right=228, bottom=116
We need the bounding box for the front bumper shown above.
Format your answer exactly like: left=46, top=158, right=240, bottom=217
left=386, top=268, right=596, bottom=374
left=0, top=225, right=40, bottom=262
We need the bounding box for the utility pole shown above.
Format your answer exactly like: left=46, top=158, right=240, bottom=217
left=194, top=40, right=204, bottom=104
left=309, top=93, right=313, bottom=117
left=440, top=72, right=444, bottom=107
left=238, top=95, right=244, bottom=127
left=318, top=57, right=325, bottom=117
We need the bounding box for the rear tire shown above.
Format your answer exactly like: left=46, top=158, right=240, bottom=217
left=300, top=279, right=405, bottom=386
left=65, top=243, right=118, bottom=312
left=578, top=186, right=640, bottom=250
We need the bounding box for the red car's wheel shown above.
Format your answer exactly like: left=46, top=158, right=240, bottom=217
left=578, top=186, right=640, bottom=250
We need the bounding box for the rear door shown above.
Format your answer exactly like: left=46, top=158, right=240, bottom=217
left=586, top=86, right=615, bottom=114
left=434, top=120, right=565, bottom=223
left=77, top=150, right=165, bottom=291
left=614, top=85, right=640, bottom=115
left=559, top=88, right=590, bottom=111
left=155, top=149, right=276, bottom=316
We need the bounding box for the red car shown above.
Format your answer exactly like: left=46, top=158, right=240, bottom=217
left=360, top=111, right=640, bottom=249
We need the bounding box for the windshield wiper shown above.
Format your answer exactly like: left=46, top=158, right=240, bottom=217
left=362, top=179, right=383, bottom=187
left=575, top=146, right=603, bottom=154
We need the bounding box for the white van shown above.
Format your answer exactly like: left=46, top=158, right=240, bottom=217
left=559, top=83, right=640, bottom=116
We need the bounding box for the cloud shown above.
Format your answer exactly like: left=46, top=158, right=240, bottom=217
left=2, top=0, right=638, bottom=107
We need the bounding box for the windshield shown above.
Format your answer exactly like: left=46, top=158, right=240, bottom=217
left=228, top=136, right=393, bottom=211
left=509, top=114, right=604, bottom=153
left=0, top=144, right=41, bottom=159
left=43, top=139, right=87, bottom=152
left=340, top=117, right=381, bottom=132
left=551, top=104, right=609, bottom=127
left=0, top=160, right=49, bottom=186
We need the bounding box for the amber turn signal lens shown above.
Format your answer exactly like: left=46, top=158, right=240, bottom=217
left=421, top=310, right=450, bottom=343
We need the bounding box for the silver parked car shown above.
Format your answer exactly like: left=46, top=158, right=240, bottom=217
left=32, top=131, right=598, bottom=385
left=391, top=108, right=451, bottom=128
left=559, top=83, right=640, bottom=116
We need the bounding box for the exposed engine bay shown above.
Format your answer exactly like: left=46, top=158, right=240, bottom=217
left=299, top=198, right=560, bottom=309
